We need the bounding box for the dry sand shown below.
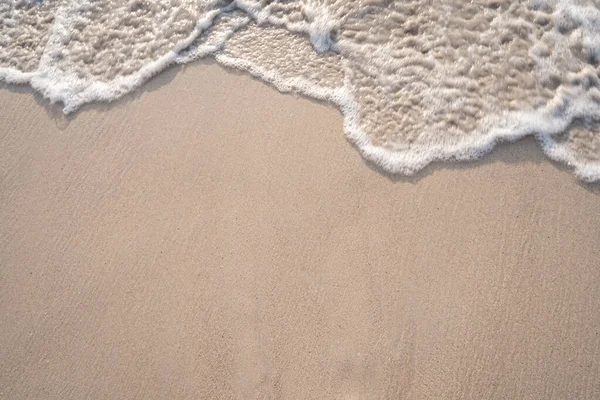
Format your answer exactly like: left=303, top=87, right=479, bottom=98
left=1, top=62, right=600, bottom=399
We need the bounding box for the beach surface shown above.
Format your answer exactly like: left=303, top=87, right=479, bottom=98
left=1, top=62, right=600, bottom=399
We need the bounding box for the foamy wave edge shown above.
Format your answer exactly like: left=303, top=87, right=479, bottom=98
left=2, top=3, right=600, bottom=183
left=215, top=53, right=600, bottom=182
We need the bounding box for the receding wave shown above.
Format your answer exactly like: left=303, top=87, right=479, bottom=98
left=2, top=0, right=600, bottom=181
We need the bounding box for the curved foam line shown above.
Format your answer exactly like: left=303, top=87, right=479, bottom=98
left=1, top=8, right=224, bottom=113
left=215, top=53, right=600, bottom=181
left=1, top=1, right=600, bottom=182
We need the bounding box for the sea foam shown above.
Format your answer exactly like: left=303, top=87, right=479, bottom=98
left=1, top=0, right=600, bottom=181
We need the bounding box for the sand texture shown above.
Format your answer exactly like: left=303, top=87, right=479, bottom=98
left=1, top=63, right=600, bottom=399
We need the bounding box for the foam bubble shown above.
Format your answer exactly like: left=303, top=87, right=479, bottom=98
left=1, top=0, right=600, bottom=181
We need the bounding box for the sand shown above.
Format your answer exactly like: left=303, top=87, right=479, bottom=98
left=1, top=61, right=600, bottom=399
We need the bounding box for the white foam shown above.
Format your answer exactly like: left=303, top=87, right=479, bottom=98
left=1, top=0, right=600, bottom=181
left=36, top=3, right=224, bottom=112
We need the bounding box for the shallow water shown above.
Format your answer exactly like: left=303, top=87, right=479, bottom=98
left=2, top=0, right=600, bottom=180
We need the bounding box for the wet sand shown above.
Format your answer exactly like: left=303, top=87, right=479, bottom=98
left=1, top=62, right=600, bottom=399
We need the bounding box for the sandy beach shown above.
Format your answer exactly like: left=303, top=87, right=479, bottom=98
left=1, top=61, right=600, bottom=399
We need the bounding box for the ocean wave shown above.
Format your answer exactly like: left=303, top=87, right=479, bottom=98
left=1, top=0, right=600, bottom=181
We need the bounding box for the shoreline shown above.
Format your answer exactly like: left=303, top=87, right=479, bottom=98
left=4, top=57, right=600, bottom=185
